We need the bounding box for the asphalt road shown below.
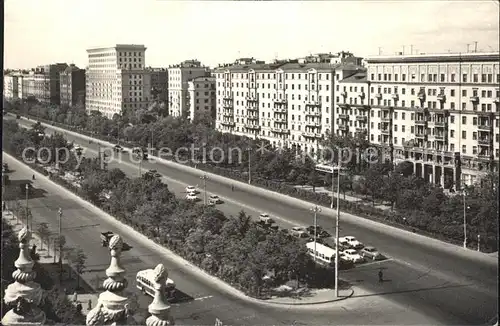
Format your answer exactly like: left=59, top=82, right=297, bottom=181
left=5, top=116, right=499, bottom=325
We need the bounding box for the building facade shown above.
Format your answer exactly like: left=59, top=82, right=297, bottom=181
left=59, top=64, right=86, bottom=107
left=187, top=76, right=216, bottom=122
left=214, top=54, right=363, bottom=156
left=85, top=44, right=151, bottom=119
left=3, top=74, right=20, bottom=100
left=335, top=52, right=499, bottom=187
left=148, top=68, right=168, bottom=102
left=20, top=64, right=68, bottom=104
left=168, top=60, right=211, bottom=117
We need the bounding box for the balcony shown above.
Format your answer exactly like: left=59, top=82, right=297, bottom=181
left=304, top=99, right=320, bottom=106
left=305, top=111, right=321, bottom=118
left=434, top=121, right=446, bottom=127
left=274, top=98, right=287, bottom=105
left=306, top=121, right=321, bottom=127
left=415, top=119, right=427, bottom=125
left=469, top=96, right=479, bottom=103
left=437, top=94, right=446, bottom=102
left=272, top=108, right=287, bottom=113
left=478, top=124, right=491, bottom=131
left=272, top=128, right=290, bottom=134
left=223, top=94, right=233, bottom=100
left=415, top=132, right=426, bottom=138
left=359, top=92, right=366, bottom=99
left=338, top=114, right=349, bottom=120
left=477, top=152, right=491, bottom=160
left=245, top=124, right=260, bottom=130
left=375, top=93, right=382, bottom=99
left=417, top=92, right=426, bottom=101
left=274, top=118, right=287, bottom=123
left=341, top=91, right=347, bottom=97
left=222, top=102, right=233, bottom=109
left=247, top=115, right=258, bottom=121
left=220, top=121, right=235, bottom=127
left=434, top=134, right=445, bottom=141
left=356, top=116, right=367, bottom=122
left=381, top=128, right=391, bottom=135
left=246, top=94, right=258, bottom=101
left=339, top=124, right=348, bottom=131
left=392, top=93, right=399, bottom=101
left=494, top=97, right=499, bottom=104
left=478, top=139, right=491, bottom=145
left=302, top=132, right=322, bottom=139
left=246, top=106, right=258, bottom=112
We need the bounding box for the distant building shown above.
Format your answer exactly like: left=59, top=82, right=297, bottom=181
left=187, top=76, right=216, bottom=122
left=85, top=44, right=151, bottom=118
left=3, top=74, right=21, bottom=100
left=148, top=68, right=168, bottom=102
left=59, top=64, right=86, bottom=107
left=21, top=63, right=68, bottom=104
left=168, top=60, right=211, bottom=117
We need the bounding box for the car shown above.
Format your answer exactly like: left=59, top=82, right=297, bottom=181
left=342, top=249, right=365, bottom=263
left=185, top=193, right=198, bottom=201
left=185, top=185, right=198, bottom=194
left=259, top=213, right=274, bottom=224
left=290, top=227, right=308, bottom=238
left=360, top=246, right=384, bottom=260
left=339, top=236, right=364, bottom=249
left=318, top=230, right=331, bottom=238
left=148, top=170, right=161, bottom=178
left=208, top=195, right=222, bottom=205
left=113, top=145, right=124, bottom=152
left=306, top=225, right=323, bottom=235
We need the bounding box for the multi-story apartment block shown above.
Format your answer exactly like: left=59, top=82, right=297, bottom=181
left=335, top=52, right=499, bottom=187
left=214, top=54, right=363, bottom=156
left=59, top=64, right=86, bottom=107
left=168, top=60, right=211, bottom=117
left=21, top=63, right=68, bottom=104
left=86, top=44, right=152, bottom=118
left=3, top=74, right=21, bottom=100
left=187, top=76, right=216, bottom=122
left=148, top=68, right=168, bottom=102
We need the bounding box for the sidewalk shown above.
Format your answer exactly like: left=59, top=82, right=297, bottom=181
left=263, top=288, right=354, bottom=305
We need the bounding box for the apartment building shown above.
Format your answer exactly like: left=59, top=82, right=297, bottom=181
left=3, top=74, right=21, bottom=100
left=21, top=63, right=68, bottom=104
left=337, top=52, right=499, bottom=187
left=214, top=54, right=363, bottom=156
left=59, top=64, right=86, bottom=107
left=149, top=68, right=168, bottom=102
left=168, top=60, right=211, bottom=117
left=85, top=44, right=151, bottom=118
left=187, top=76, right=216, bottom=122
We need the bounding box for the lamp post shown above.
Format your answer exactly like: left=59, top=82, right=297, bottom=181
left=200, top=174, right=208, bottom=205
left=58, top=208, right=63, bottom=281
left=25, top=184, right=29, bottom=230
left=310, top=206, right=321, bottom=262
left=335, top=153, right=342, bottom=298
left=330, top=166, right=335, bottom=209
left=247, top=147, right=252, bottom=184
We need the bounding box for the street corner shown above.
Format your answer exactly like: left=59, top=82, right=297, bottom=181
left=259, top=286, right=354, bottom=307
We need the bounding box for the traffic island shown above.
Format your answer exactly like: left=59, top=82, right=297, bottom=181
left=263, top=287, right=354, bottom=305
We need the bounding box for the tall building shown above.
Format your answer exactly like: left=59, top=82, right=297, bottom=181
left=3, top=74, right=21, bottom=100
left=168, top=60, right=211, bottom=117
left=85, top=44, right=152, bottom=118
left=59, top=64, right=86, bottom=107
left=335, top=51, right=500, bottom=187
left=214, top=54, right=363, bottom=156
left=187, top=76, right=216, bottom=122
left=21, top=63, right=68, bottom=104
left=148, top=68, right=168, bottom=102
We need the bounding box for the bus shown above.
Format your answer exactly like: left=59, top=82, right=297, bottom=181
left=306, top=241, right=337, bottom=265
left=314, top=164, right=347, bottom=175
left=136, top=269, right=176, bottom=300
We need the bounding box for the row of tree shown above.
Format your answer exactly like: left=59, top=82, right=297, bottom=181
left=2, top=119, right=336, bottom=297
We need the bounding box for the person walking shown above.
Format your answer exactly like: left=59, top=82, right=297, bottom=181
left=378, top=269, right=384, bottom=283
left=231, top=184, right=234, bottom=192
left=87, top=299, right=92, bottom=311
left=32, top=174, right=35, bottom=180
left=73, top=291, right=78, bottom=303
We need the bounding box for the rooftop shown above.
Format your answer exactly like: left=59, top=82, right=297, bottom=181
left=87, top=44, right=146, bottom=52
left=340, top=71, right=368, bottom=83
left=365, top=51, right=500, bottom=64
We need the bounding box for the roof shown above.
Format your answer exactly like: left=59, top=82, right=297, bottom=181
left=365, top=52, right=500, bottom=64
left=306, top=241, right=336, bottom=257
left=214, top=62, right=363, bottom=73
left=63, top=64, right=82, bottom=74
left=87, top=44, right=146, bottom=52
left=189, top=76, right=215, bottom=82
left=136, top=269, right=174, bottom=284
left=340, top=71, right=367, bottom=83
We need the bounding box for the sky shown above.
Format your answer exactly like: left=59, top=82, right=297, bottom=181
left=4, top=0, right=500, bottom=69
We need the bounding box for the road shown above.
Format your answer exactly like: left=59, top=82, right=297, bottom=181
left=5, top=115, right=499, bottom=324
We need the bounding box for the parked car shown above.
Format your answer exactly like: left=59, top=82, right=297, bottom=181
left=360, top=246, right=384, bottom=260
left=259, top=213, right=274, bottom=224
left=306, top=225, right=323, bottom=235
left=186, top=193, right=198, bottom=201
left=339, top=236, right=364, bottom=249
left=342, top=249, right=365, bottom=263
left=318, top=230, right=331, bottom=238
left=208, top=195, right=222, bottom=205
left=185, top=185, right=198, bottom=194
left=255, top=221, right=279, bottom=233
left=148, top=170, right=161, bottom=178
left=100, top=231, right=132, bottom=251
left=290, top=227, right=309, bottom=239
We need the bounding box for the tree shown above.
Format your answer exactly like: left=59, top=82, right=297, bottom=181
left=66, top=247, right=87, bottom=289
left=37, top=222, right=51, bottom=251
left=394, top=161, right=414, bottom=177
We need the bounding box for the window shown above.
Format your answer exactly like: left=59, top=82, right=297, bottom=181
left=451, top=89, right=455, bottom=97
left=473, top=117, right=478, bottom=125
left=473, top=74, right=478, bottom=83
left=402, top=125, right=405, bottom=132
left=473, top=132, right=477, bottom=140
left=450, top=130, right=455, bottom=138
left=462, top=116, right=467, bottom=124
left=463, top=74, right=467, bottom=82
left=481, top=74, right=486, bottom=83
left=462, top=145, right=467, bottom=154
left=450, top=116, right=455, bottom=123
left=402, top=112, right=406, bottom=120
left=451, top=73, right=455, bottom=82
left=462, top=131, right=466, bottom=139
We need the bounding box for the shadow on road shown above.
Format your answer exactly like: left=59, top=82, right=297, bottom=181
left=36, top=261, right=95, bottom=295
left=352, top=283, right=473, bottom=298
left=172, top=289, right=195, bottom=303
left=3, top=179, right=48, bottom=201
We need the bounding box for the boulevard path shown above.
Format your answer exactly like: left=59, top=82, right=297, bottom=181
left=5, top=115, right=499, bottom=324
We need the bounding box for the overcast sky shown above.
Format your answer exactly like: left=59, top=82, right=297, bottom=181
left=4, top=0, right=500, bottom=69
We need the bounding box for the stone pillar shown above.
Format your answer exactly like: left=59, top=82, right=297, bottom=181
left=146, top=264, right=175, bottom=326
left=432, top=164, right=436, bottom=185
left=86, top=235, right=135, bottom=326
left=2, top=227, right=46, bottom=326
left=421, top=163, right=425, bottom=179
left=440, top=166, right=445, bottom=188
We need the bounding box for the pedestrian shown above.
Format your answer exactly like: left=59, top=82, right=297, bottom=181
left=231, top=184, right=234, bottom=192
left=32, top=174, right=35, bottom=180
left=378, top=269, right=384, bottom=283
left=87, top=299, right=92, bottom=311
left=76, top=303, right=83, bottom=313
left=73, top=291, right=78, bottom=303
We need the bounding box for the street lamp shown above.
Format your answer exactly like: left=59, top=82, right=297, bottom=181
left=25, top=184, right=29, bottom=230
left=200, top=174, right=208, bottom=205
left=461, top=180, right=470, bottom=249
left=58, top=208, right=63, bottom=281
left=310, top=206, right=321, bottom=262
left=334, top=153, right=342, bottom=298
left=247, top=147, right=252, bottom=185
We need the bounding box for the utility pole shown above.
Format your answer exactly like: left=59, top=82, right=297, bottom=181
left=410, top=44, right=414, bottom=55
left=335, top=154, right=342, bottom=298
left=474, top=41, right=478, bottom=53
left=58, top=208, right=63, bottom=281
left=310, top=206, right=321, bottom=262
left=463, top=186, right=468, bottom=249
left=25, top=184, right=29, bottom=230
left=200, top=174, right=208, bottom=205
left=247, top=147, right=252, bottom=184
left=330, top=167, right=335, bottom=209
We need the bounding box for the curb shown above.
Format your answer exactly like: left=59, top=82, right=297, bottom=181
left=21, top=117, right=498, bottom=266
left=3, top=152, right=352, bottom=309
left=262, top=288, right=354, bottom=306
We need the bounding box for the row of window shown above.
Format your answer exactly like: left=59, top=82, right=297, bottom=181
left=218, top=73, right=332, bottom=80
left=370, top=72, right=500, bottom=84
